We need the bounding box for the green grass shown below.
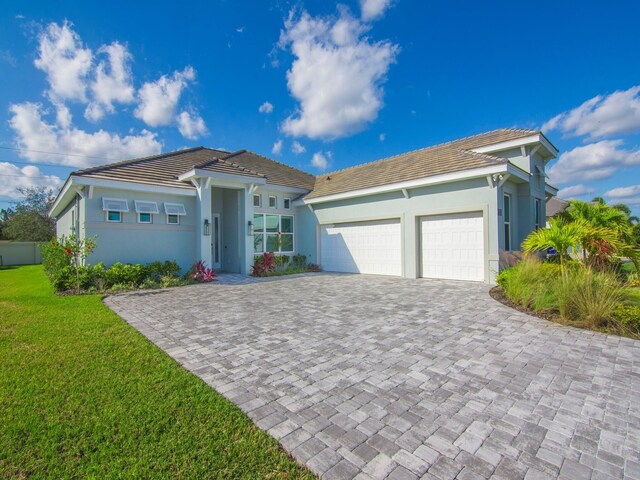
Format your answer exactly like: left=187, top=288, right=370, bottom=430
left=0, top=265, right=314, bottom=479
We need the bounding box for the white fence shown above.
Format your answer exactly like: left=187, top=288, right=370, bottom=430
left=0, top=241, right=42, bottom=266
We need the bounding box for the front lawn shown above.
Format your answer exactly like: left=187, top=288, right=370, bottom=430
left=0, top=265, right=313, bottom=478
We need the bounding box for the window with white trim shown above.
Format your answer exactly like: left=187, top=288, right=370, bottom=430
left=253, top=194, right=261, bottom=207
left=283, top=198, right=291, bottom=210
left=134, top=200, right=158, bottom=224
left=535, top=198, right=542, bottom=230
left=102, top=197, right=128, bottom=223
left=253, top=214, right=293, bottom=253
left=503, top=193, right=512, bottom=251
left=164, top=202, right=187, bottom=225
left=268, top=195, right=277, bottom=208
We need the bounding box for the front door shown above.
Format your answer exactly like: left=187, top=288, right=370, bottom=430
left=212, top=213, right=221, bottom=270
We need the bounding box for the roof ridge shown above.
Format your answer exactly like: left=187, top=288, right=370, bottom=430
left=224, top=149, right=316, bottom=180
left=217, top=157, right=266, bottom=178
left=315, top=128, right=538, bottom=178
left=72, top=146, right=207, bottom=175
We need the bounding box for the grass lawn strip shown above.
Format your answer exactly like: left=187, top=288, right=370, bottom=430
left=0, top=265, right=314, bottom=479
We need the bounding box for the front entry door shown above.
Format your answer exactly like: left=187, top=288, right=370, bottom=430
left=212, top=213, right=221, bottom=270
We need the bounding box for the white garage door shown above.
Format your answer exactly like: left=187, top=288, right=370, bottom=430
left=320, top=219, right=402, bottom=276
left=420, top=212, right=485, bottom=281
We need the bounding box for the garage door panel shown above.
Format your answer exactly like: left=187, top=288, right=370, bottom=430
left=321, top=219, right=401, bottom=276
left=420, top=212, right=484, bottom=281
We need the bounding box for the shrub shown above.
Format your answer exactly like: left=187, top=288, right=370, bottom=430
left=610, top=305, right=640, bottom=335
left=251, top=252, right=276, bottom=277
left=626, top=272, right=640, bottom=287
left=498, top=256, right=560, bottom=311
left=566, top=268, right=628, bottom=328
left=41, top=238, right=70, bottom=279
left=292, top=254, right=307, bottom=267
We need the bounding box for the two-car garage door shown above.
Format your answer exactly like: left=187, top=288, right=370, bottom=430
left=320, top=212, right=485, bottom=281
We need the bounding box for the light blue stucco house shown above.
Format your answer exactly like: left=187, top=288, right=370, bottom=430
left=50, top=128, right=558, bottom=283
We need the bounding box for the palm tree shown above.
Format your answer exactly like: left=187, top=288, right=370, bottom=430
left=522, top=218, right=585, bottom=277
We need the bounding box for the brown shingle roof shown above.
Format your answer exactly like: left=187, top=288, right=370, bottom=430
left=546, top=197, right=569, bottom=217
left=305, top=128, right=541, bottom=199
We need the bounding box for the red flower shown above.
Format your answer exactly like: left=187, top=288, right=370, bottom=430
left=64, top=248, right=71, bottom=255
left=51, top=241, right=56, bottom=246
left=87, top=246, right=91, bottom=250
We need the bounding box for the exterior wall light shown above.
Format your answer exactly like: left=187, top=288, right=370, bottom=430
left=203, top=218, right=211, bottom=236
left=248, top=220, right=254, bottom=236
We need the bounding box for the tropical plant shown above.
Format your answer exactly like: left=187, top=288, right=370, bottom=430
left=522, top=218, right=584, bottom=276
left=41, top=235, right=97, bottom=290
left=191, top=260, right=216, bottom=283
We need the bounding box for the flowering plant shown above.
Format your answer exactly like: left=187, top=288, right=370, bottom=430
left=42, top=235, right=97, bottom=290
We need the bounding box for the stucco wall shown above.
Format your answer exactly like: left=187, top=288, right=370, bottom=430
left=297, top=177, right=500, bottom=281
left=83, top=187, right=197, bottom=273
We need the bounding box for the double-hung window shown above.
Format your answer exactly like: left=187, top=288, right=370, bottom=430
left=503, top=193, right=512, bottom=251
left=253, top=194, right=261, bottom=208
left=102, top=197, right=129, bottom=223
left=253, top=213, right=294, bottom=253
left=134, top=200, right=159, bottom=224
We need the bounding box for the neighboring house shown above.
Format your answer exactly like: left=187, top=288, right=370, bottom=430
left=546, top=197, right=569, bottom=226
left=50, top=128, right=558, bottom=283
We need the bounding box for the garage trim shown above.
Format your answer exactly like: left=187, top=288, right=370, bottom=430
left=317, top=214, right=405, bottom=277
left=414, top=204, right=490, bottom=283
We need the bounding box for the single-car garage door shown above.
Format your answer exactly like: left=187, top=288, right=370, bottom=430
left=420, top=212, right=485, bottom=281
left=320, top=219, right=402, bottom=276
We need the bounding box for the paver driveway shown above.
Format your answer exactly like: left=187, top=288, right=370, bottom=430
left=105, top=274, right=640, bottom=480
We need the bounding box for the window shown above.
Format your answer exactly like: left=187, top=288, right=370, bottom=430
left=253, top=213, right=294, bottom=253
left=134, top=200, right=158, bottom=224
left=253, top=194, right=261, bottom=208
left=107, top=211, right=122, bottom=222
left=283, top=198, right=291, bottom=210
left=102, top=197, right=128, bottom=223
left=138, top=213, right=152, bottom=224
left=164, top=203, right=187, bottom=225
left=269, top=195, right=277, bottom=208
left=503, top=193, right=511, bottom=251
left=535, top=198, right=542, bottom=230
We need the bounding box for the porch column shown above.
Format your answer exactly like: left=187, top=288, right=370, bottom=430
left=241, top=185, right=255, bottom=275
left=194, top=177, right=213, bottom=268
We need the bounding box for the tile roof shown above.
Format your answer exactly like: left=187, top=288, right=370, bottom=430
left=546, top=197, right=569, bottom=217
left=305, top=128, right=541, bottom=199
left=68, top=129, right=549, bottom=199
left=72, top=147, right=315, bottom=190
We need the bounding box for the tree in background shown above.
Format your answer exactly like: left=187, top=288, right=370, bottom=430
left=2, top=187, right=56, bottom=241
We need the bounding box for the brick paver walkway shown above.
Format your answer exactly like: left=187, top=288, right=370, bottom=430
left=105, top=274, right=640, bottom=479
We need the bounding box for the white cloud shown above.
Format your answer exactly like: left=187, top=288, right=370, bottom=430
left=542, top=86, right=640, bottom=139
left=258, top=101, right=274, bottom=114
left=379, top=132, right=385, bottom=141
left=134, top=66, right=196, bottom=127
left=279, top=7, right=398, bottom=139
left=311, top=151, right=329, bottom=170
left=548, top=140, right=640, bottom=184
left=0, top=162, right=62, bottom=199
left=176, top=111, right=208, bottom=140
left=34, top=21, right=92, bottom=103
left=291, top=141, right=306, bottom=154
left=557, top=184, right=594, bottom=198
left=604, top=185, right=640, bottom=198
left=272, top=139, right=283, bottom=155
left=85, top=42, right=135, bottom=121
left=360, top=0, right=391, bottom=21
left=9, top=102, right=162, bottom=167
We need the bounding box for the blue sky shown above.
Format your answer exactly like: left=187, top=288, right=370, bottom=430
left=1, top=0, right=640, bottom=213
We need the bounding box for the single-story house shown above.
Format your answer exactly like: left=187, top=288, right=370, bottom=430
left=49, top=128, right=559, bottom=283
